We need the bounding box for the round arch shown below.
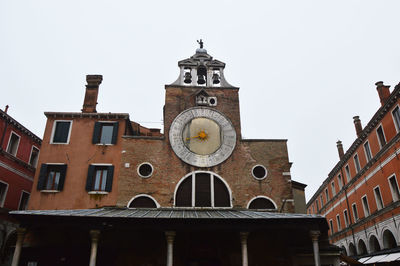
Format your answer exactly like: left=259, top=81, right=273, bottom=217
left=383, top=229, right=397, bottom=249
left=246, top=196, right=277, bottom=210
left=174, top=171, right=233, bottom=208
left=358, top=239, right=368, bottom=255
left=348, top=242, right=357, bottom=256
left=369, top=235, right=381, bottom=253
left=127, top=194, right=160, bottom=208
left=340, top=245, right=347, bottom=256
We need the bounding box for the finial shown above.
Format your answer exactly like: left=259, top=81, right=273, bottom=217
left=197, top=39, right=204, bottom=49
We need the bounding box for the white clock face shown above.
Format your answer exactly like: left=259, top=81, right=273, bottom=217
left=169, top=107, right=236, bottom=167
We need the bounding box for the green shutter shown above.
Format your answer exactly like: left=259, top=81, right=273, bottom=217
left=92, top=122, right=101, bottom=144
left=105, top=165, right=114, bottom=192
left=86, top=165, right=96, bottom=191
left=37, top=164, right=48, bottom=190
left=57, top=164, right=67, bottom=191
left=111, top=122, right=119, bottom=144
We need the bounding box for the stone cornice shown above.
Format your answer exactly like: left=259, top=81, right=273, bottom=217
left=44, top=112, right=130, bottom=120
left=0, top=110, right=42, bottom=144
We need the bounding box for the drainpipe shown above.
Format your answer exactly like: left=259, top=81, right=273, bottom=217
left=340, top=167, right=357, bottom=254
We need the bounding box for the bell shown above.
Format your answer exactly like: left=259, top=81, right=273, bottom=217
left=212, top=73, right=220, bottom=84
left=197, top=74, right=206, bottom=85
left=184, top=72, right=192, bottom=84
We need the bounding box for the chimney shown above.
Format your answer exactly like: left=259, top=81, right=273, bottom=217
left=353, top=116, right=362, bottom=137
left=4, top=105, right=9, bottom=113
left=336, top=140, right=344, bottom=160
left=376, top=81, right=391, bottom=106
left=82, top=75, right=103, bottom=113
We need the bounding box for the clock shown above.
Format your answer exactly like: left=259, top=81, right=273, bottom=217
left=169, top=107, right=236, bottom=167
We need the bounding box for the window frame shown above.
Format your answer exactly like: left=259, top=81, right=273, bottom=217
left=6, top=131, right=21, bottom=156
left=37, top=163, right=67, bottom=192
left=247, top=196, right=277, bottom=210
left=127, top=194, right=160, bottom=208
left=388, top=174, right=400, bottom=202
left=336, top=214, right=342, bottom=231
left=345, top=165, right=351, bottom=183
left=331, top=181, right=336, bottom=196
left=362, top=195, right=370, bottom=217
left=173, top=171, right=233, bottom=209
left=373, top=185, right=384, bottom=210
left=329, top=219, right=334, bottom=234
left=92, top=121, right=119, bottom=145
left=0, top=181, right=9, bottom=208
left=320, top=194, right=324, bottom=207
left=18, top=190, right=30, bottom=210
left=376, top=124, right=387, bottom=148
left=352, top=203, right=359, bottom=222
left=86, top=163, right=114, bottom=194
left=50, top=120, right=72, bottom=144
left=391, top=105, right=400, bottom=133
left=28, top=145, right=40, bottom=168
left=338, top=174, right=343, bottom=189
left=343, top=209, right=350, bottom=227
left=363, top=141, right=372, bottom=162
left=325, top=188, right=330, bottom=202
left=354, top=153, right=361, bottom=173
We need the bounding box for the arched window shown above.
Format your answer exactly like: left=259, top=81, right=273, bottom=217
left=128, top=195, right=159, bottom=208
left=383, top=230, right=397, bottom=249
left=348, top=242, right=357, bottom=256
left=340, top=246, right=347, bottom=256
left=174, top=172, right=231, bottom=208
left=369, top=235, right=381, bottom=252
left=358, top=239, right=368, bottom=255
left=247, top=196, right=277, bottom=210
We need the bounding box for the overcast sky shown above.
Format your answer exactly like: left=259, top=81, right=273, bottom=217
left=1, top=1, right=400, bottom=201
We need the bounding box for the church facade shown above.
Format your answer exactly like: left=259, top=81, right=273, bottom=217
left=11, top=45, right=340, bottom=266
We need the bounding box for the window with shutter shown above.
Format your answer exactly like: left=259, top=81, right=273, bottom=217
left=93, top=122, right=119, bottom=144
left=37, top=164, right=67, bottom=191
left=51, top=121, right=72, bottom=144
left=86, top=164, right=114, bottom=192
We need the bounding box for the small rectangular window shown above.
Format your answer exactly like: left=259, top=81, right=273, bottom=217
left=86, top=165, right=114, bottom=192
left=374, top=186, right=384, bottom=210
left=354, top=154, right=361, bottom=173
left=316, top=200, right=319, bottom=212
left=6, top=132, right=20, bottom=156
left=338, top=174, right=343, bottom=189
left=312, top=204, right=315, bottom=214
left=18, top=191, right=30, bottom=210
left=329, top=219, right=334, bottom=234
left=364, top=141, right=372, bottom=162
left=377, top=125, right=386, bottom=148
left=392, top=106, right=400, bottom=132
left=320, top=195, right=324, bottom=207
left=37, top=164, right=67, bottom=191
left=345, top=165, right=351, bottom=182
left=344, top=209, right=349, bottom=227
left=92, top=122, right=119, bottom=145
left=325, top=188, right=330, bottom=201
left=352, top=203, right=359, bottom=222
left=362, top=195, right=370, bottom=217
left=51, top=121, right=72, bottom=144
left=0, top=182, right=8, bottom=207
left=331, top=181, right=336, bottom=196
left=389, top=175, right=400, bottom=202
left=29, top=146, right=40, bottom=167
left=336, top=214, right=341, bottom=231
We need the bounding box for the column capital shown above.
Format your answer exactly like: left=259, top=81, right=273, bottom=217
left=16, top=227, right=27, bottom=236
left=240, top=232, right=249, bottom=242
left=165, top=231, right=176, bottom=243
left=90, top=230, right=101, bottom=242
left=310, top=230, right=320, bottom=241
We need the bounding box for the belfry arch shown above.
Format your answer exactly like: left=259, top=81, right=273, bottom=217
left=174, top=171, right=232, bottom=208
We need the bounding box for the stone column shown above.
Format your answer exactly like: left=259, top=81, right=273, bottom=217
left=240, top=232, right=249, bottom=266
left=310, top=230, right=321, bottom=266
left=11, top=228, right=26, bottom=266
left=89, top=230, right=100, bottom=266
left=165, top=231, right=176, bottom=266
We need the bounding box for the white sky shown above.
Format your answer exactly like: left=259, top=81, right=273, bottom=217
left=1, top=1, right=400, bottom=201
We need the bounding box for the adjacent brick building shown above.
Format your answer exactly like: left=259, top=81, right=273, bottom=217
left=307, top=81, right=400, bottom=262
left=0, top=107, right=41, bottom=263
left=11, top=45, right=340, bottom=266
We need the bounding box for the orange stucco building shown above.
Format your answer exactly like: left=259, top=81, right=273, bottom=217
left=307, top=81, right=400, bottom=262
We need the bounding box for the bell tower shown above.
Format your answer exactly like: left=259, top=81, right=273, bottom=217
left=171, top=40, right=235, bottom=88
left=165, top=41, right=241, bottom=141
